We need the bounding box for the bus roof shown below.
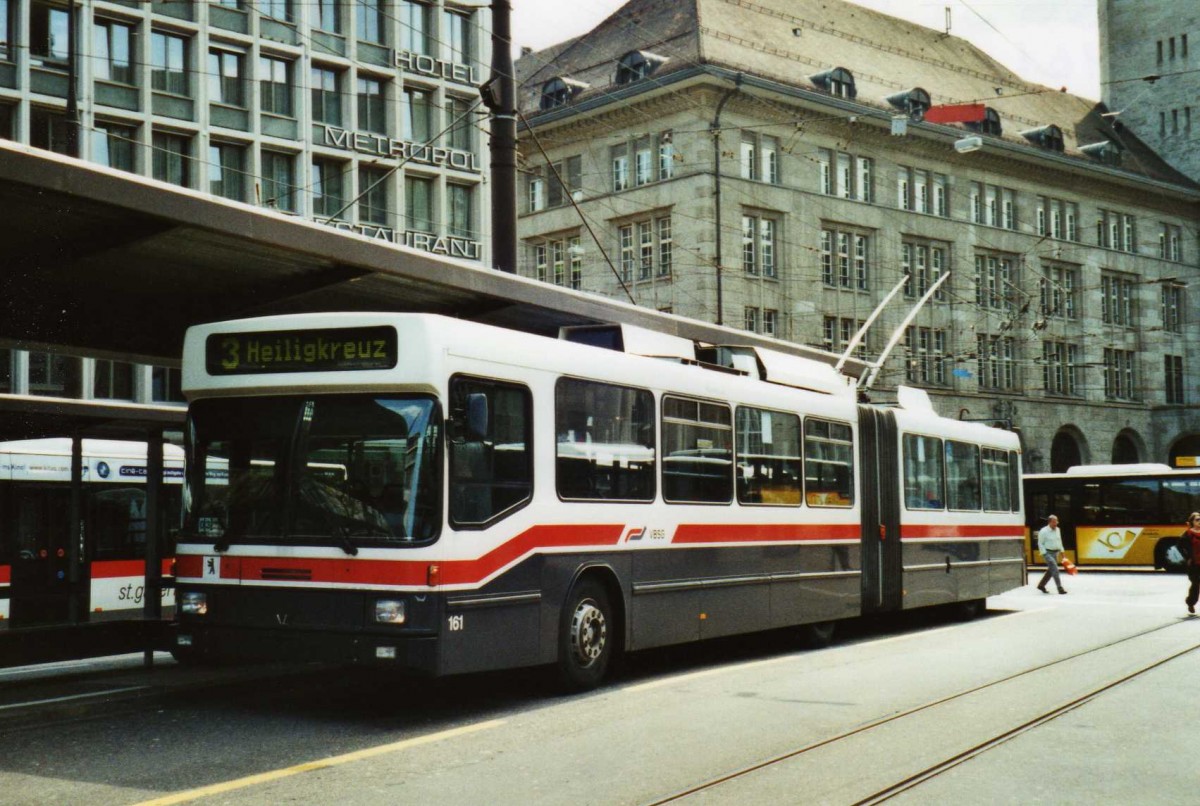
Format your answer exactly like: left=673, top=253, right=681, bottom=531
left=1025, top=463, right=1200, bottom=480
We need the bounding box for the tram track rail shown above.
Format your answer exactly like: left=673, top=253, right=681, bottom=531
left=647, top=618, right=1200, bottom=805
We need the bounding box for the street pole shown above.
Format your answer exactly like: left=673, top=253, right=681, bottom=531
left=485, top=0, right=517, bottom=273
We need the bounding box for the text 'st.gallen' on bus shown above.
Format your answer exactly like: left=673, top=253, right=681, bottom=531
left=173, top=313, right=1026, bottom=690
left=1024, top=464, right=1200, bottom=571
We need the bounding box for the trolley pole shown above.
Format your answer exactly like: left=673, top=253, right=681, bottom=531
left=484, top=0, right=517, bottom=273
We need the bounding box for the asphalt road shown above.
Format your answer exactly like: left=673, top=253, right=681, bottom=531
left=2, top=571, right=1196, bottom=805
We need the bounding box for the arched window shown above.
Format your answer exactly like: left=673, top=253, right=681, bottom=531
left=1020, top=124, right=1065, bottom=152
left=539, top=77, right=588, bottom=111
left=1050, top=429, right=1084, bottom=472
left=966, top=107, right=1002, bottom=136
left=1112, top=433, right=1141, bottom=464
left=809, top=67, right=856, bottom=100
left=616, top=50, right=667, bottom=85
left=885, top=87, right=931, bottom=120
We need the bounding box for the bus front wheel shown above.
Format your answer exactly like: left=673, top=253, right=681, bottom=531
left=556, top=579, right=612, bottom=692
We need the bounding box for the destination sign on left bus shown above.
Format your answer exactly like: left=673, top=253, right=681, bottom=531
left=206, top=326, right=398, bottom=375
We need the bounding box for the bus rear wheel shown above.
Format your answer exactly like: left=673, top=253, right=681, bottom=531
left=556, top=579, right=612, bottom=692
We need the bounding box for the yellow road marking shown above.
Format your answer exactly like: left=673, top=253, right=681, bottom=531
left=133, top=718, right=505, bottom=806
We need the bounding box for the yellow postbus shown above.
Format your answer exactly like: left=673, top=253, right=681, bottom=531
left=1024, top=464, right=1200, bottom=570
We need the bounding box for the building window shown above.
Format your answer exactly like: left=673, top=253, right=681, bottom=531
left=1160, top=223, right=1183, bottom=262
left=316, top=0, right=339, bottom=33
left=399, top=1, right=430, bottom=54
left=821, top=227, right=869, bottom=290
left=210, top=49, right=245, bottom=107
left=402, top=88, right=432, bottom=142
left=150, top=31, right=188, bottom=96
left=209, top=141, right=245, bottom=201
left=152, top=131, right=189, bottom=187
left=1100, top=273, right=1136, bottom=326
left=358, top=167, right=388, bottom=225
left=445, top=96, right=474, bottom=153
left=94, top=359, right=134, bottom=401
left=0, top=0, right=12, bottom=62
left=1166, top=355, right=1185, bottom=405
left=28, top=352, right=81, bottom=397
left=616, top=50, right=666, bottom=84
left=260, top=0, right=291, bottom=22
left=1039, top=264, right=1078, bottom=320
left=30, top=1, right=70, bottom=67
left=977, top=335, right=1017, bottom=390
left=151, top=367, right=183, bottom=403
left=444, top=9, right=474, bottom=67
left=448, top=183, right=473, bottom=239
left=901, top=241, right=948, bottom=300
left=91, top=121, right=135, bottom=172
left=742, top=214, right=777, bottom=277
left=357, top=0, right=383, bottom=44
left=93, top=19, right=134, bottom=84
left=1103, top=348, right=1137, bottom=400
left=1097, top=209, right=1136, bottom=252
left=0, top=105, right=12, bottom=140
left=29, top=107, right=71, bottom=154
left=261, top=150, right=297, bottom=212
left=311, top=158, right=345, bottom=219
left=904, top=327, right=946, bottom=386
left=740, top=132, right=779, bottom=184
left=744, top=307, right=759, bottom=333
left=527, top=156, right=581, bottom=212
left=527, top=173, right=545, bottom=213
left=974, top=253, right=1017, bottom=311
left=405, top=175, right=434, bottom=233
left=259, top=55, right=293, bottom=116
left=612, top=144, right=629, bottom=192
left=1037, top=196, right=1078, bottom=241
left=618, top=215, right=672, bottom=282
left=357, top=76, right=386, bottom=134
left=1042, top=342, right=1078, bottom=396
left=1162, top=283, right=1185, bottom=334
left=970, top=182, right=1016, bottom=229
left=822, top=316, right=867, bottom=358
left=530, top=235, right=584, bottom=288
left=309, top=66, right=340, bottom=125
left=818, top=149, right=871, bottom=202
left=659, top=131, right=675, bottom=180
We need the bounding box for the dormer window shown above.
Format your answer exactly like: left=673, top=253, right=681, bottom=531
left=886, top=87, right=931, bottom=121
left=616, top=50, right=667, bottom=85
left=1079, top=140, right=1123, bottom=166
left=810, top=67, right=856, bottom=100
left=1020, top=124, right=1064, bottom=152
left=965, top=107, right=1002, bottom=136
left=540, top=77, right=588, bottom=111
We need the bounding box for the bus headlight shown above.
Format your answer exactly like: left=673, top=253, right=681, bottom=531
left=375, top=599, right=406, bottom=624
left=180, top=592, right=208, bottom=616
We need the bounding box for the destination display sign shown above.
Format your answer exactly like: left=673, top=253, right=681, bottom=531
left=206, top=326, right=398, bottom=375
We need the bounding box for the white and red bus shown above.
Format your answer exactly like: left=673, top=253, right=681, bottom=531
left=0, top=438, right=181, bottom=626
left=173, top=313, right=1024, bottom=689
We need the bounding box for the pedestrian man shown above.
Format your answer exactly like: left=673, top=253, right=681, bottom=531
left=1036, top=514, right=1067, bottom=595
left=1182, top=512, right=1200, bottom=614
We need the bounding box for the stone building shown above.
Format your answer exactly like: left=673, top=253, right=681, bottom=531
left=1101, top=0, right=1200, bottom=183
left=515, top=0, right=1200, bottom=472
left=0, top=0, right=488, bottom=408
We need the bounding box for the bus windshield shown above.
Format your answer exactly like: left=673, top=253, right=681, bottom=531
left=183, top=395, right=441, bottom=549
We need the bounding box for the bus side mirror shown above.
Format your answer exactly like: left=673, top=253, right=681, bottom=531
left=466, top=393, right=489, bottom=441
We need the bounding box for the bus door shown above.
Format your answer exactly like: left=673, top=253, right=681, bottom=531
left=1026, top=484, right=1076, bottom=562
left=9, top=484, right=79, bottom=626
left=858, top=407, right=901, bottom=614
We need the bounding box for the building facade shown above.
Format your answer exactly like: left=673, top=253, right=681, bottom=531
left=1100, top=0, right=1200, bottom=183
left=0, top=0, right=489, bottom=409
left=517, top=0, right=1200, bottom=471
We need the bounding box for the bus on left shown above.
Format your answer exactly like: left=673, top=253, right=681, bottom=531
left=0, top=438, right=183, bottom=626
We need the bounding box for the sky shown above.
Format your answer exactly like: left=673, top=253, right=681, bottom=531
left=511, top=0, right=1103, bottom=100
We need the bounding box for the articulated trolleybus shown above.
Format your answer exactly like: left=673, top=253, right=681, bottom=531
left=174, top=313, right=1024, bottom=689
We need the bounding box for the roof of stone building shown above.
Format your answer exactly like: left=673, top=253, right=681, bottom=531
left=515, top=0, right=1194, bottom=187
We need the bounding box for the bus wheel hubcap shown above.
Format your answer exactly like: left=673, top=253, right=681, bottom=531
left=571, top=600, right=606, bottom=665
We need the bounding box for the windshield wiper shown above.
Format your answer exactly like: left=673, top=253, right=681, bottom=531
left=333, top=523, right=359, bottom=556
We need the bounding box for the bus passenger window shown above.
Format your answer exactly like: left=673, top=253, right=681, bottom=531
left=662, top=396, right=733, bottom=504
left=1098, top=479, right=1159, bottom=525
left=736, top=407, right=801, bottom=506
left=555, top=378, right=655, bottom=502
left=944, top=441, right=981, bottom=511
left=1164, top=479, right=1200, bottom=524
left=449, top=377, right=532, bottom=527
left=902, top=434, right=943, bottom=510
left=981, top=448, right=1011, bottom=512
left=805, top=419, right=854, bottom=507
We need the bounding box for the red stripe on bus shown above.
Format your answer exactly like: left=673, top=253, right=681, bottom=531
left=177, top=524, right=627, bottom=587
left=901, top=524, right=1025, bottom=539
left=91, top=559, right=174, bottom=579
left=672, top=523, right=861, bottom=544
